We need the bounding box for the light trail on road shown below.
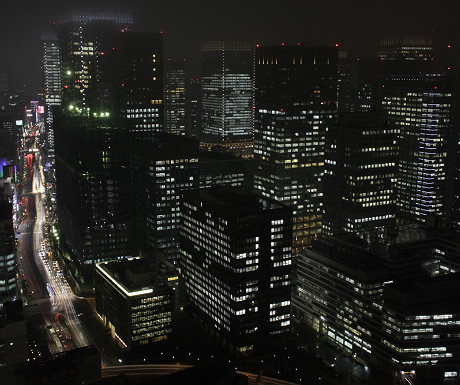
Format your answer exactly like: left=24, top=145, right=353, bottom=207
left=32, top=156, right=89, bottom=349
left=101, top=364, right=302, bottom=385
left=18, top=130, right=91, bottom=355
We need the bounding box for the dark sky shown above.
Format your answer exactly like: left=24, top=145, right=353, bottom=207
left=1, top=0, right=458, bottom=92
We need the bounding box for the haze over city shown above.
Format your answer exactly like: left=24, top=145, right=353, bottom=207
left=0, top=1, right=459, bottom=385
left=1, top=0, right=458, bottom=89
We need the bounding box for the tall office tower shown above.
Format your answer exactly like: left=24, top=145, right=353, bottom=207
left=41, top=31, right=62, bottom=157
left=130, top=133, right=199, bottom=263
left=54, top=110, right=132, bottom=268
left=254, top=44, right=338, bottom=252
left=322, top=112, right=398, bottom=238
left=0, top=183, right=16, bottom=308
left=0, top=69, right=7, bottom=111
left=380, top=36, right=456, bottom=225
left=42, top=32, right=62, bottom=108
left=164, top=60, right=186, bottom=136
left=107, top=31, right=164, bottom=137
left=351, top=59, right=380, bottom=112
left=185, top=77, right=201, bottom=138
left=180, top=187, right=292, bottom=356
left=337, top=50, right=352, bottom=112
left=54, top=10, right=165, bottom=276
left=57, top=8, right=133, bottom=108
left=201, top=41, right=254, bottom=158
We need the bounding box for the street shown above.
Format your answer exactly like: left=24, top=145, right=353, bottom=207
left=16, top=122, right=91, bottom=357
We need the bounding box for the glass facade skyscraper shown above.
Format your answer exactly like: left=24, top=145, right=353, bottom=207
left=379, top=37, right=455, bottom=225
left=201, top=41, right=254, bottom=157
left=41, top=32, right=62, bottom=156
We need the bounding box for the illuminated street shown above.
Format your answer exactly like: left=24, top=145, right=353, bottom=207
left=17, top=122, right=90, bottom=355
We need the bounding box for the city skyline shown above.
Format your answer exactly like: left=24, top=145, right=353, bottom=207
left=0, top=2, right=459, bottom=384
left=1, top=0, right=459, bottom=91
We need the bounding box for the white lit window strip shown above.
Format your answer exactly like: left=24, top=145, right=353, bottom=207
left=96, top=260, right=153, bottom=297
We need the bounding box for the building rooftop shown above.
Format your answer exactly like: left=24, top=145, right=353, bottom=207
left=331, top=223, right=451, bottom=258
left=312, top=225, right=460, bottom=283
left=185, top=187, right=287, bottom=214
left=1, top=345, right=101, bottom=385
left=96, top=257, right=161, bottom=297
left=384, top=272, right=460, bottom=315
left=306, top=237, right=388, bottom=283
left=199, top=150, right=249, bottom=163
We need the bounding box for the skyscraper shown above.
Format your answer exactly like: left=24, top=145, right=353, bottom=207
left=54, top=110, right=132, bottom=268
left=42, top=32, right=62, bottom=108
left=254, top=44, right=338, bottom=251
left=130, top=133, right=199, bottom=263
left=54, top=11, right=134, bottom=272
left=57, top=8, right=133, bottom=108
left=106, top=31, right=164, bottom=137
left=180, top=187, right=292, bottom=356
left=55, top=9, right=163, bottom=138
left=54, top=10, right=164, bottom=274
left=201, top=41, right=254, bottom=158
left=185, top=77, right=201, bottom=138
left=0, top=69, right=7, bottom=111
left=164, top=60, right=186, bottom=136
left=322, top=112, right=398, bottom=237
left=41, top=31, right=62, bottom=158
left=379, top=37, right=455, bottom=225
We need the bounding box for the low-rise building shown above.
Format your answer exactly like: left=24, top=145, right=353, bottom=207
left=95, top=257, right=173, bottom=350
left=293, top=227, right=460, bottom=383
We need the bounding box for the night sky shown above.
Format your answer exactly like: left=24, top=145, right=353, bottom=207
left=1, top=0, right=458, bottom=92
